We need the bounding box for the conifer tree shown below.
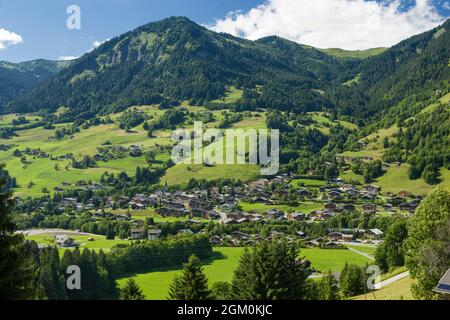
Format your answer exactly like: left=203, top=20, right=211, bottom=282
left=38, top=247, right=68, bottom=300
left=339, top=263, right=365, bottom=298
left=231, top=241, right=310, bottom=300
left=120, top=279, right=145, bottom=300
left=0, top=166, right=32, bottom=299
left=317, top=272, right=340, bottom=300
left=168, top=255, right=211, bottom=300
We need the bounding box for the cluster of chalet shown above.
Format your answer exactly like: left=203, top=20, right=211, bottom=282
left=209, top=227, right=384, bottom=247
left=53, top=181, right=107, bottom=194
left=210, top=230, right=307, bottom=247
left=34, top=174, right=422, bottom=231
left=57, top=197, right=96, bottom=212
left=318, top=184, right=380, bottom=202
left=154, top=188, right=240, bottom=220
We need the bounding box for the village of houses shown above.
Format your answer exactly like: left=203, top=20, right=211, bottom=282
left=38, top=174, right=422, bottom=250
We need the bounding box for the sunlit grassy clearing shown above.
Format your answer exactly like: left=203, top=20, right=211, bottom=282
left=118, top=247, right=371, bottom=300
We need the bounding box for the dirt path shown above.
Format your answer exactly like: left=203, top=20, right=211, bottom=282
left=375, top=271, right=410, bottom=290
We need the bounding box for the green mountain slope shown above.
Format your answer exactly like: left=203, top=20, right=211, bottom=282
left=319, top=47, right=387, bottom=59
left=6, top=17, right=346, bottom=118
left=0, top=59, right=70, bottom=111
left=331, top=19, right=450, bottom=119
left=0, top=17, right=448, bottom=188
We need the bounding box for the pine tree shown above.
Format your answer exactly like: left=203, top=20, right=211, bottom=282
left=339, top=263, right=365, bottom=298
left=0, top=165, right=32, bottom=299
left=38, top=247, right=68, bottom=300
left=120, top=279, right=145, bottom=300
left=211, top=281, right=231, bottom=300
left=168, top=255, right=211, bottom=300
left=317, top=272, right=340, bottom=300
left=231, top=241, right=310, bottom=300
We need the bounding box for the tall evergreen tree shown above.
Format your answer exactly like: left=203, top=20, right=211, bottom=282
left=231, top=241, right=310, bottom=300
left=318, top=272, right=340, bottom=300
left=38, top=247, right=67, bottom=300
left=120, top=279, right=145, bottom=300
left=168, top=255, right=211, bottom=300
left=0, top=165, right=32, bottom=299
left=339, top=263, right=365, bottom=298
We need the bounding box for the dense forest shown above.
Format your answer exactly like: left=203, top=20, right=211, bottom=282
left=0, top=59, right=70, bottom=111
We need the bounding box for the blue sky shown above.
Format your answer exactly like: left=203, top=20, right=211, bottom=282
left=0, top=0, right=449, bottom=62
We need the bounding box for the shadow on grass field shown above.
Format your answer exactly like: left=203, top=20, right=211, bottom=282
left=117, top=246, right=372, bottom=300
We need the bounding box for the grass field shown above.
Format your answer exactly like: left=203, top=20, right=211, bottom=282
left=345, top=244, right=377, bottom=256
left=0, top=117, right=172, bottom=196
left=376, top=165, right=450, bottom=195
left=307, top=112, right=358, bottom=135
left=111, top=208, right=210, bottom=223
left=364, top=125, right=399, bottom=149
left=290, top=178, right=326, bottom=187
left=320, top=47, right=387, bottom=59
left=117, top=247, right=243, bottom=300
left=210, top=86, right=244, bottom=104
left=26, top=233, right=130, bottom=252
left=1, top=105, right=268, bottom=195
left=239, top=201, right=323, bottom=213
left=352, top=276, right=414, bottom=300
left=342, top=164, right=450, bottom=195
left=162, top=164, right=260, bottom=186
left=379, top=266, right=408, bottom=282
left=0, top=114, right=42, bottom=127
left=117, top=246, right=372, bottom=300
left=301, top=248, right=371, bottom=273
left=419, top=92, right=450, bottom=115
left=340, top=170, right=366, bottom=184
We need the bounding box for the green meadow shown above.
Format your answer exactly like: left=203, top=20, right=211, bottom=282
left=110, top=208, right=210, bottom=223
left=117, top=246, right=372, bottom=300
left=25, top=233, right=130, bottom=252
left=341, top=164, right=450, bottom=195
left=344, top=244, right=377, bottom=256
left=1, top=98, right=269, bottom=196
left=290, top=178, right=326, bottom=187
left=352, top=276, right=413, bottom=300
left=239, top=201, right=323, bottom=214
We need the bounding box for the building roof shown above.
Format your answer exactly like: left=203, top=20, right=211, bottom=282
left=368, top=228, right=384, bottom=235
left=435, top=269, right=450, bottom=294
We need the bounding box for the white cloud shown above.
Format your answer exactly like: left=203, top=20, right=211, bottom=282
left=443, top=1, right=450, bottom=10
left=58, top=56, right=78, bottom=61
left=0, top=28, right=23, bottom=50
left=210, top=0, right=447, bottom=50
left=92, top=39, right=109, bottom=49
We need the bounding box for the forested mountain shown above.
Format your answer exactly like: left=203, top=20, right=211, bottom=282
left=4, top=17, right=448, bottom=124
left=1, top=17, right=449, bottom=176
left=0, top=59, right=71, bottom=111
left=5, top=17, right=348, bottom=118
left=331, top=19, right=450, bottom=120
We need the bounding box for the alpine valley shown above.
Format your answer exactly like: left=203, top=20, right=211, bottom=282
left=0, top=16, right=449, bottom=301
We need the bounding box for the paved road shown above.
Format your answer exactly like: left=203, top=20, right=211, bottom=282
left=375, top=271, right=410, bottom=290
